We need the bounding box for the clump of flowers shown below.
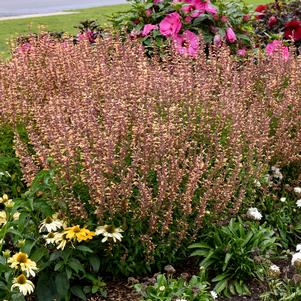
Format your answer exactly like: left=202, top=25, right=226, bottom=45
left=110, top=0, right=252, bottom=56
left=39, top=216, right=120, bottom=250
left=252, top=0, right=301, bottom=51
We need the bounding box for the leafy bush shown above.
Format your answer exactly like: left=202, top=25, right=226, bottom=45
left=189, top=217, right=277, bottom=296
left=133, top=272, right=215, bottom=300
left=252, top=0, right=301, bottom=49
left=110, top=0, right=252, bottom=56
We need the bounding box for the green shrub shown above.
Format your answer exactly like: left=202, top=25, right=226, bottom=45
left=189, top=217, right=277, bottom=296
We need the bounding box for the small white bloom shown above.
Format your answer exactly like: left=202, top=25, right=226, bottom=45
left=296, top=244, right=301, bottom=252
left=11, top=274, right=34, bottom=296
left=292, top=252, right=301, bottom=268
left=39, top=214, right=64, bottom=233
left=210, top=290, right=218, bottom=299
left=13, top=212, right=20, bottom=221
left=246, top=208, right=262, bottom=221
left=294, top=187, right=301, bottom=194
left=159, top=285, right=165, bottom=291
left=280, top=197, right=286, bottom=203
left=95, top=225, right=123, bottom=242
left=176, top=299, right=187, bottom=301
left=296, top=199, right=301, bottom=208
left=268, top=264, right=281, bottom=277
left=271, top=166, right=283, bottom=180
left=254, top=180, right=261, bottom=188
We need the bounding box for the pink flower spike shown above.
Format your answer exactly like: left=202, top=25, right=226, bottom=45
left=225, top=27, right=237, bottom=43
left=159, top=12, right=182, bottom=37
left=142, top=24, right=158, bottom=36
left=174, top=30, right=199, bottom=57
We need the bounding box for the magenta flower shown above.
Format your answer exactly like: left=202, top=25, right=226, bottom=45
left=145, top=9, right=152, bottom=17
left=142, top=24, right=158, bottom=36
left=176, top=0, right=217, bottom=18
left=154, top=0, right=163, bottom=4
left=174, top=30, right=199, bottom=57
left=213, top=34, right=222, bottom=48
left=237, top=48, right=247, bottom=56
left=159, top=12, right=182, bottom=37
left=225, top=27, right=237, bottom=43
left=266, top=40, right=289, bottom=62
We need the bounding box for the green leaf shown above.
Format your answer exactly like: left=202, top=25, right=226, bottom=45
left=223, top=253, right=232, bottom=271
left=55, top=272, right=70, bottom=297
left=30, top=247, right=48, bottom=263
left=89, top=255, right=100, bottom=272
left=76, top=245, right=94, bottom=253
left=36, top=272, right=59, bottom=301
left=71, top=286, right=87, bottom=301
left=68, top=258, right=85, bottom=274
left=54, top=261, right=64, bottom=271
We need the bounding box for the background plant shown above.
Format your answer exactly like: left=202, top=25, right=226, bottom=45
left=110, top=0, right=252, bottom=56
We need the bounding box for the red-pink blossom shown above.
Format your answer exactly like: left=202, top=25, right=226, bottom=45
left=213, top=34, right=222, bottom=48
left=225, top=27, right=237, bottom=43
left=159, top=12, right=182, bottom=37
left=145, top=9, right=152, bottom=17
left=142, top=24, right=158, bottom=36
left=173, top=30, right=199, bottom=57
left=266, top=40, right=289, bottom=62
left=268, top=16, right=277, bottom=28
left=284, top=20, right=301, bottom=41
left=237, top=48, right=247, bottom=56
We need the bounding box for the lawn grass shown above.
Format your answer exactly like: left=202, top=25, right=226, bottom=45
left=0, top=0, right=270, bottom=58
left=0, top=4, right=129, bottom=57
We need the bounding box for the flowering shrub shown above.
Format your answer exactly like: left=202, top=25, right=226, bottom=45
left=253, top=0, right=301, bottom=51
left=110, top=0, right=252, bottom=56
left=0, top=35, right=301, bottom=275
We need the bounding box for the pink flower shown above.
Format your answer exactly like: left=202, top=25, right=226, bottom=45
left=130, top=29, right=141, bottom=40
left=159, top=12, right=182, bottom=37
left=145, top=9, right=152, bottom=17
left=154, top=0, right=163, bottom=4
left=78, top=31, right=96, bottom=43
left=225, top=27, right=237, bottom=43
left=221, top=16, right=228, bottom=23
left=142, top=24, right=158, bottom=36
left=266, top=40, right=289, bottom=62
left=174, top=30, right=199, bottom=57
left=243, top=15, right=250, bottom=22
left=268, top=16, right=277, bottom=27
left=237, top=48, right=247, bottom=56
left=213, top=34, right=222, bottom=48
left=175, top=0, right=217, bottom=18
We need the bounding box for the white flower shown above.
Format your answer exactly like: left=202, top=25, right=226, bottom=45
left=296, top=244, right=301, bottom=252
left=271, top=166, right=283, bottom=180
left=11, top=274, right=34, bottom=296
left=176, top=299, right=187, bottom=301
left=294, top=187, right=301, bottom=194
left=268, top=264, right=281, bottom=277
left=43, top=232, right=57, bottom=245
left=0, top=211, right=7, bottom=225
left=159, top=286, right=165, bottom=291
left=246, top=208, right=262, bottom=221
left=280, top=197, right=286, bottom=203
left=95, top=225, right=123, bottom=242
left=254, top=180, right=261, bottom=188
left=8, top=252, right=38, bottom=277
left=296, top=199, right=301, bottom=208
left=210, top=290, right=218, bottom=299
left=13, top=212, right=20, bottom=221
left=39, top=214, right=64, bottom=233
left=292, top=252, right=301, bottom=268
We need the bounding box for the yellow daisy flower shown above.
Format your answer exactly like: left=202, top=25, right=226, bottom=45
left=8, top=252, right=38, bottom=277
left=63, top=225, right=95, bottom=242
left=11, top=274, right=34, bottom=296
